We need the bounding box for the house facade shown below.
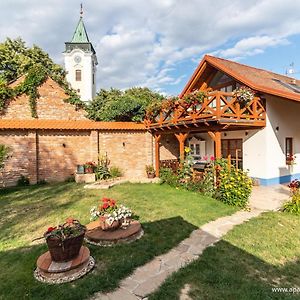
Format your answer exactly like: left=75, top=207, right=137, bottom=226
left=145, top=55, right=300, bottom=185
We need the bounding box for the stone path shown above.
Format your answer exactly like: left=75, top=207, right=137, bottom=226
left=91, top=185, right=289, bottom=300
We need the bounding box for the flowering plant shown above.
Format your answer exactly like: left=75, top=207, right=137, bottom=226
left=286, top=154, right=296, bottom=165
left=288, top=179, right=300, bottom=194
left=43, top=218, right=86, bottom=241
left=233, top=86, right=254, bottom=106
left=90, top=197, right=133, bottom=227
left=183, top=90, right=206, bottom=105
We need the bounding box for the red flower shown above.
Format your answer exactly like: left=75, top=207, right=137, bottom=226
left=102, top=197, right=109, bottom=203
left=109, top=199, right=116, bottom=207
left=210, top=155, right=215, bottom=161
left=47, top=226, right=56, bottom=232
left=102, top=202, right=109, bottom=209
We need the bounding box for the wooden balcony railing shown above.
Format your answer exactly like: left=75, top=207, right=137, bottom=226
left=144, top=91, right=266, bottom=129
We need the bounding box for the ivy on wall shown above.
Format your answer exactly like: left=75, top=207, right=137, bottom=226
left=0, top=38, right=85, bottom=118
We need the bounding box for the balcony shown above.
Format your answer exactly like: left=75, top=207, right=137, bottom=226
left=144, top=90, right=266, bottom=130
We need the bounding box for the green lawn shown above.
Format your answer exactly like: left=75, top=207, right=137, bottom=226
left=0, top=182, right=237, bottom=300
left=149, top=212, right=300, bottom=300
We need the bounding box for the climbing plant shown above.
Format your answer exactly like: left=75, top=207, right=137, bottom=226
left=0, top=144, right=10, bottom=169
left=0, top=38, right=85, bottom=117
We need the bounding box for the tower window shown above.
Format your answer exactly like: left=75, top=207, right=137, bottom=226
left=93, top=73, right=95, bottom=84
left=75, top=70, right=82, bottom=81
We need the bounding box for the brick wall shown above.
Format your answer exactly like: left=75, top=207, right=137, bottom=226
left=1, top=78, right=86, bottom=120
left=0, top=129, right=154, bottom=187
left=0, top=76, right=158, bottom=186
left=98, top=131, right=153, bottom=178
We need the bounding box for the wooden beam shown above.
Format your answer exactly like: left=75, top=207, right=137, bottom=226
left=154, top=134, right=161, bottom=177
left=208, top=131, right=221, bottom=159
left=175, top=132, right=189, bottom=163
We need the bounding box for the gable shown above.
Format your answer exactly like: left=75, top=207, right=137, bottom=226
left=180, top=55, right=300, bottom=103
left=1, top=77, right=87, bottom=120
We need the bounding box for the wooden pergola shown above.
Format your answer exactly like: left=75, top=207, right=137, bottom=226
left=144, top=90, right=266, bottom=176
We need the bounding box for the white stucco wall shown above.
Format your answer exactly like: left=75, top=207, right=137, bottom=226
left=64, top=49, right=97, bottom=102
left=219, top=96, right=300, bottom=184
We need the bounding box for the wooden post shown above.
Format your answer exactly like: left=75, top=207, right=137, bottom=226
left=175, top=133, right=189, bottom=164
left=208, top=131, right=222, bottom=159
left=154, top=134, right=161, bottom=177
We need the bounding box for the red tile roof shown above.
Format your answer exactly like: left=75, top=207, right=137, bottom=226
left=181, top=55, right=300, bottom=102
left=0, top=119, right=146, bottom=130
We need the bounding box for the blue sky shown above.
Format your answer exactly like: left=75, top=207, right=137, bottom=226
left=0, top=0, right=300, bottom=96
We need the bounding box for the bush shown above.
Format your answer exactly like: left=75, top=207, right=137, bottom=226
left=283, top=190, right=300, bottom=215
left=95, top=165, right=111, bottom=180
left=110, top=166, right=123, bottom=178
left=217, top=166, right=252, bottom=208
left=17, top=175, right=30, bottom=186
left=159, top=168, right=179, bottom=187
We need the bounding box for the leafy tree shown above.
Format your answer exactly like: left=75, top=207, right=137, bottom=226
left=0, top=38, right=84, bottom=116
left=87, top=87, right=164, bottom=122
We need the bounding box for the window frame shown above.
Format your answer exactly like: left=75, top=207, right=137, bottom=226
left=285, top=137, right=293, bottom=163
left=75, top=69, right=82, bottom=81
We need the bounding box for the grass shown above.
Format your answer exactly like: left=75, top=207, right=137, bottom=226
left=149, top=212, right=300, bottom=300
left=0, top=182, right=237, bottom=300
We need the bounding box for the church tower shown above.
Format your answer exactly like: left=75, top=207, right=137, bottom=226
left=64, top=6, right=97, bottom=102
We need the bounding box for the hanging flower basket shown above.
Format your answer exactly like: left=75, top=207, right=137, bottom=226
left=233, top=86, right=255, bottom=107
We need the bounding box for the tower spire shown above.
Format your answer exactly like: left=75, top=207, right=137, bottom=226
left=80, top=3, right=83, bottom=17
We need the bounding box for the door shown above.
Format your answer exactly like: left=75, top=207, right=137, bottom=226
left=221, top=139, right=243, bottom=169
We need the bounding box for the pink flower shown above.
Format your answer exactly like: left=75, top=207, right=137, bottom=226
left=210, top=156, right=215, bottom=161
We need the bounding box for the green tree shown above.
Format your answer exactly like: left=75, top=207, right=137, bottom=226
left=87, top=87, right=164, bottom=122
left=0, top=38, right=84, bottom=116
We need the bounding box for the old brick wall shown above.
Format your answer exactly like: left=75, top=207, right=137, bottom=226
left=37, top=130, right=94, bottom=182
left=1, top=78, right=87, bottom=120
left=160, top=134, right=180, bottom=160
left=0, top=130, right=37, bottom=186
left=98, top=131, right=154, bottom=178
left=0, top=129, right=155, bottom=187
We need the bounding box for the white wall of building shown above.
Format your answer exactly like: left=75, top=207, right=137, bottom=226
left=64, top=49, right=96, bottom=102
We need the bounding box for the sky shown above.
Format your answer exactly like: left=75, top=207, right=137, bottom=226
left=0, top=0, right=300, bottom=96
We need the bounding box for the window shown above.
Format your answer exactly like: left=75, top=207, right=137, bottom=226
left=75, top=70, right=82, bottom=81
left=285, top=137, right=293, bottom=163
left=92, top=73, right=95, bottom=85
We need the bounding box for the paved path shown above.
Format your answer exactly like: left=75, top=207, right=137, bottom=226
left=91, top=185, right=289, bottom=300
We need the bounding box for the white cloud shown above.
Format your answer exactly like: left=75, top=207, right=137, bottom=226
left=0, top=0, right=300, bottom=93
left=214, top=36, right=289, bottom=59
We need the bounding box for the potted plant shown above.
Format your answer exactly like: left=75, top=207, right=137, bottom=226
left=233, top=86, right=255, bottom=107
left=145, top=165, right=156, bottom=178
left=90, top=198, right=133, bottom=231
left=43, top=218, right=86, bottom=262
left=286, top=154, right=296, bottom=166
left=84, top=161, right=96, bottom=173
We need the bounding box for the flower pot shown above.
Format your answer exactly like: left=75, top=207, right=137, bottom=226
left=45, top=230, right=85, bottom=262
left=85, top=167, right=94, bottom=174
left=147, top=172, right=156, bottom=179
left=99, top=216, right=120, bottom=231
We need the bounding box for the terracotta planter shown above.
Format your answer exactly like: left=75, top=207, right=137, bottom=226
left=99, top=216, right=120, bottom=231
left=45, top=230, right=85, bottom=262
left=85, top=167, right=94, bottom=174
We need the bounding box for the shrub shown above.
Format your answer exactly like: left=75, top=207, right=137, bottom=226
left=283, top=190, right=300, bottom=215
left=110, top=166, right=123, bottom=178
left=95, top=165, right=111, bottom=180
left=217, top=166, right=252, bottom=208
left=17, top=175, right=30, bottom=186
left=159, top=168, right=179, bottom=187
